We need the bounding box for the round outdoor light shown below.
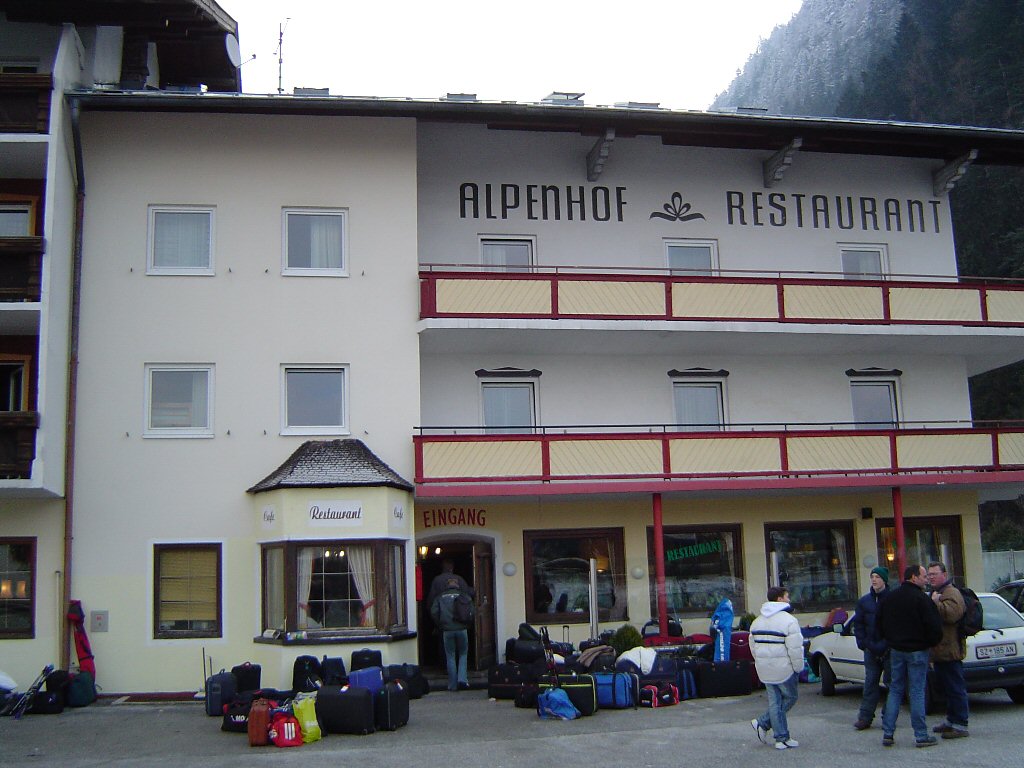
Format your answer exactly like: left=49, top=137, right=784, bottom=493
left=630, top=566, right=646, bottom=580
left=502, top=562, right=517, bottom=577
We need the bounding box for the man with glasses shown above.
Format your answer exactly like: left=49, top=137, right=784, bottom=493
left=878, top=564, right=943, bottom=748
left=926, top=561, right=969, bottom=738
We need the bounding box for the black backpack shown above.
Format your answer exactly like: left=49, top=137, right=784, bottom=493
left=291, top=655, right=322, bottom=693
left=957, top=587, right=984, bottom=638
left=454, top=592, right=474, bottom=624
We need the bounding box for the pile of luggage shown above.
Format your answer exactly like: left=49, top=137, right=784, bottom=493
left=490, top=623, right=758, bottom=719
left=206, top=650, right=429, bottom=747
left=0, top=665, right=97, bottom=717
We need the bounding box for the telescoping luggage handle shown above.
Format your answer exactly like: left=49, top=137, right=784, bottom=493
left=540, top=627, right=560, bottom=688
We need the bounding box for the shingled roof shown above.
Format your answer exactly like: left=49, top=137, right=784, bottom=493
left=247, top=439, right=413, bottom=493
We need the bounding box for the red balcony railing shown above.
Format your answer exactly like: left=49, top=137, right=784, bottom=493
left=419, top=265, right=1024, bottom=327
left=414, top=421, right=1024, bottom=493
left=0, top=237, right=44, bottom=302
left=0, top=73, right=53, bottom=133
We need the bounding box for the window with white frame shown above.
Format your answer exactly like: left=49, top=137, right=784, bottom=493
left=481, top=380, right=536, bottom=434
left=0, top=356, right=28, bottom=412
left=666, top=239, right=718, bottom=276
left=849, top=377, right=900, bottom=428
left=282, top=366, right=348, bottom=434
left=0, top=204, right=32, bottom=237
left=480, top=237, right=534, bottom=271
left=145, top=365, right=214, bottom=437
left=840, top=244, right=887, bottom=280
left=147, top=206, right=214, bottom=274
left=670, top=369, right=727, bottom=431
left=283, top=208, right=347, bottom=275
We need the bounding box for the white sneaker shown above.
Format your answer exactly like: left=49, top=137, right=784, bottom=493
left=751, top=718, right=768, bottom=743
left=775, top=739, right=799, bottom=750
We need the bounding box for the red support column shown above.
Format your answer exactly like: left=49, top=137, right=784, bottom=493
left=892, top=486, right=906, bottom=580
left=652, top=493, right=668, bottom=637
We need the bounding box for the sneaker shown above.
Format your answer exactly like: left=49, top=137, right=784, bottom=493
left=882, top=734, right=895, bottom=747
left=854, top=719, right=872, bottom=730
left=751, top=718, right=768, bottom=744
left=915, top=736, right=939, bottom=748
left=457, top=682, right=470, bottom=691
left=933, top=723, right=953, bottom=734
left=775, top=739, right=799, bottom=749
left=941, top=728, right=969, bottom=739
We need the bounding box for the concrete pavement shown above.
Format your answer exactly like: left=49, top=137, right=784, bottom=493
left=1, top=685, right=1021, bottom=767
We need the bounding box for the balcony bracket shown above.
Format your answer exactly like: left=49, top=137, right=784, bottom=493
left=762, top=137, right=802, bottom=188
left=586, top=128, right=615, bottom=181
left=932, top=149, right=978, bottom=197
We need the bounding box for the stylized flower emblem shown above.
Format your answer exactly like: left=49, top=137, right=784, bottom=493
left=650, top=192, right=706, bottom=222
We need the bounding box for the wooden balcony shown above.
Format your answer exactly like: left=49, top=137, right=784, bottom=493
left=419, top=266, right=1024, bottom=328
left=414, top=422, right=1024, bottom=496
left=0, top=237, right=44, bottom=302
left=0, top=411, right=39, bottom=479
left=0, top=74, right=53, bottom=133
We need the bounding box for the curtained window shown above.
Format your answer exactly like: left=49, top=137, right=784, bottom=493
left=154, top=544, right=221, bottom=638
left=482, top=382, right=535, bottom=434
left=284, top=209, right=346, bottom=274
left=264, top=540, right=407, bottom=635
left=148, top=207, right=214, bottom=273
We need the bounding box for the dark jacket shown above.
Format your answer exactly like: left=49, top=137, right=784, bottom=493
left=853, top=585, right=890, bottom=656
left=878, top=580, right=942, bottom=652
left=930, top=580, right=967, bottom=662
left=430, top=588, right=473, bottom=632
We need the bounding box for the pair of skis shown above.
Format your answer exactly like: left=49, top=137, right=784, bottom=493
left=1, top=664, right=54, bottom=720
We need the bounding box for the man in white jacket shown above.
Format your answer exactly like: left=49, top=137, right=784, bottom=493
left=749, top=587, right=805, bottom=750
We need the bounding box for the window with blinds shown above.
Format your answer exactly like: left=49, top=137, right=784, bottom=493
left=154, top=544, right=221, bottom=638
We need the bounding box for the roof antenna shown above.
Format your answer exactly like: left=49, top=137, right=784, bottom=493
left=274, top=18, right=291, bottom=95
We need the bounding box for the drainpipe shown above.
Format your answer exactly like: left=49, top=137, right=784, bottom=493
left=652, top=493, right=668, bottom=636
left=61, top=97, right=86, bottom=670
left=892, top=487, right=906, bottom=581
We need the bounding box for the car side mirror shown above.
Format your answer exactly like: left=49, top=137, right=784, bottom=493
left=832, top=623, right=844, bottom=634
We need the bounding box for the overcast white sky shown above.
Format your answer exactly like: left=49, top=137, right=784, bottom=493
left=223, top=1, right=803, bottom=110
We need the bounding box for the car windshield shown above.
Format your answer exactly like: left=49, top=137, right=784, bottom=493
left=980, top=594, right=1024, bottom=630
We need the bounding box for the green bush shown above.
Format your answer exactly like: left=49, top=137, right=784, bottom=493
left=608, top=623, right=644, bottom=656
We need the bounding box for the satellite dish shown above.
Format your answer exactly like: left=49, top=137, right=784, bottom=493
left=224, top=33, right=242, bottom=68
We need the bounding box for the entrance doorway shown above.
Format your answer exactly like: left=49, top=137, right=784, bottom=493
left=417, top=538, right=496, bottom=672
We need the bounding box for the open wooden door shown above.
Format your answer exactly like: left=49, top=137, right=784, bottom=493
left=472, top=541, right=496, bottom=670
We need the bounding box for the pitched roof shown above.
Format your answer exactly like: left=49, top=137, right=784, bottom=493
left=247, top=439, right=413, bottom=494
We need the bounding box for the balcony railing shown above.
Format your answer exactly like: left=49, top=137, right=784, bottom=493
left=414, top=421, right=1024, bottom=491
left=0, top=73, right=53, bottom=133
left=419, top=265, right=1024, bottom=327
left=0, top=411, right=39, bottom=479
left=0, top=237, right=44, bottom=302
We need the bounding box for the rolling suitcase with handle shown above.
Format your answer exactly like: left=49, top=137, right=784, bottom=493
left=316, top=684, right=376, bottom=735
left=374, top=680, right=410, bottom=730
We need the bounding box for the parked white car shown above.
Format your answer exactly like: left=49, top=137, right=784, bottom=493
left=807, top=592, right=1024, bottom=709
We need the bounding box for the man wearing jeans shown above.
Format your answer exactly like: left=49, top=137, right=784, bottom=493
left=749, top=586, right=805, bottom=750
left=430, top=576, right=474, bottom=691
left=927, top=561, right=969, bottom=738
left=878, top=564, right=943, bottom=748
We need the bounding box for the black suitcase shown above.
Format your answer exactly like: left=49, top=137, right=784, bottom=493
left=321, top=656, right=348, bottom=686
left=539, top=674, right=597, bottom=716
left=374, top=680, right=410, bottom=731
left=513, top=682, right=540, bottom=708
left=488, top=662, right=541, bottom=699
left=350, top=648, right=383, bottom=672
left=230, top=662, right=262, bottom=693
left=44, top=669, right=71, bottom=707
left=316, top=685, right=375, bottom=735
left=291, top=655, right=322, bottom=693
left=384, top=663, right=429, bottom=699
left=205, top=669, right=236, bottom=716
left=505, top=637, right=544, bottom=664
left=26, top=691, right=64, bottom=715
left=696, top=659, right=753, bottom=698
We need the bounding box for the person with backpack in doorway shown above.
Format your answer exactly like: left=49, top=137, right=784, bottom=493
left=430, top=576, right=475, bottom=691
left=853, top=566, right=891, bottom=730
left=926, top=561, right=969, bottom=739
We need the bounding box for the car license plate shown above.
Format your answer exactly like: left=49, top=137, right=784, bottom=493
left=976, top=642, right=1017, bottom=660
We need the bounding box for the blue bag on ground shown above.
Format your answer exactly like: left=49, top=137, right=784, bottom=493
left=592, top=671, right=637, bottom=709
left=537, top=687, right=580, bottom=720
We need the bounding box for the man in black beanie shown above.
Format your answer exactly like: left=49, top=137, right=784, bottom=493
left=853, top=565, right=891, bottom=730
